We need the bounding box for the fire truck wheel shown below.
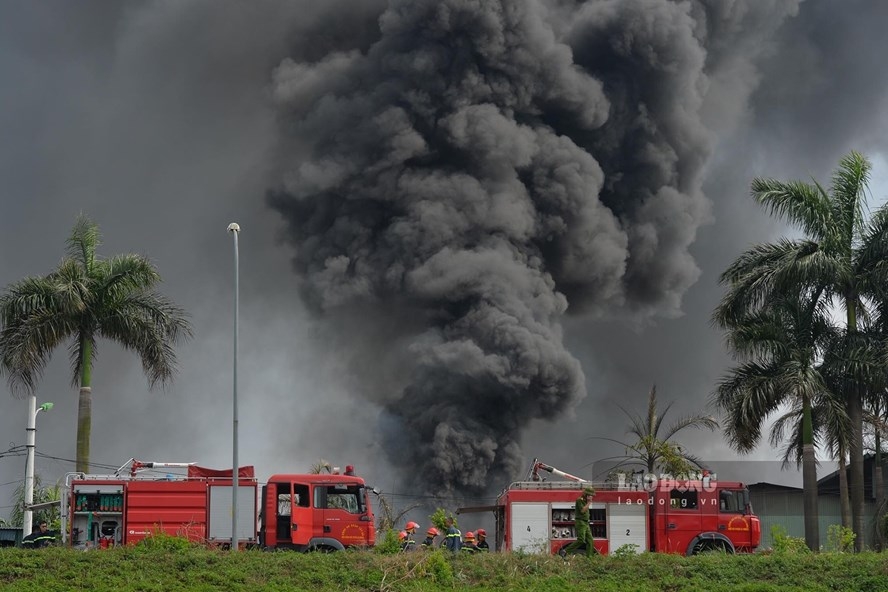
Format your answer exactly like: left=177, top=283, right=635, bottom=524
left=309, top=544, right=338, bottom=553
left=691, top=540, right=731, bottom=555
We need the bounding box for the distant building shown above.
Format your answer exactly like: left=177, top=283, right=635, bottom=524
left=0, top=527, right=23, bottom=548
left=749, top=454, right=887, bottom=550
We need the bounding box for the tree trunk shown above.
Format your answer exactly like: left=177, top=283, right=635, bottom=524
left=875, top=430, right=884, bottom=551
left=802, top=399, right=820, bottom=551
left=876, top=434, right=885, bottom=506
left=839, top=453, right=851, bottom=528
left=849, top=386, right=865, bottom=551
left=847, top=299, right=864, bottom=551
left=75, top=339, right=93, bottom=474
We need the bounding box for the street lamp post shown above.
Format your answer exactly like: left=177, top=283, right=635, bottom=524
left=23, top=396, right=53, bottom=537
left=227, top=222, right=240, bottom=551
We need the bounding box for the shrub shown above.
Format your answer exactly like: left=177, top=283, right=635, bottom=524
left=770, top=525, right=811, bottom=554
left=612, top=544, right=640, bottom=558
left=419, top=549, right=453, bottom=585
left=134, top=531, right=196, bottom=552
left=428, top=508, right=456, bottom=532
left=374, top=528, right=403, bottom=555
left=825, top=524, right=855, bottom=553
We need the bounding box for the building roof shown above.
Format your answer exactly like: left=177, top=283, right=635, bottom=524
left=816, top=453, right=885, bottom=498
left=748, top=482, right=802, bottom=493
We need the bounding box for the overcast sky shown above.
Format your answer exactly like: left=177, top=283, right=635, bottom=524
left=3, top=0, right=888, bottom=523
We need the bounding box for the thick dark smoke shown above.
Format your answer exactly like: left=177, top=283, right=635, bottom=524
left=266, top=0, right=802, bottom=496
left=5, top=0, right=888, bottom=522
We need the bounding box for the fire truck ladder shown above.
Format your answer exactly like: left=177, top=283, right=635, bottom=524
left=528, top=459, right=591, bottom=483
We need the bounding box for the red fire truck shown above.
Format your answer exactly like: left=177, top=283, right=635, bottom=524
left=467, top=459, right=760, bottom=556
left=61, top=458, right=376, bottom=551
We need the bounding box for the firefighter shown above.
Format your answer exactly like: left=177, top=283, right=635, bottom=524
left=475, top=528, right=490, bottom=552
left=559, top=486, right=597, bottom=558
left=443, top=516, right=462, bottom=552
left=21, top=522, right=55, bottom=549
left=402, top=521, right=419, bottom=551
left=461, top=531, right=478, bottom=554
left=398, top=530, right=408, bottom=548
left=421, top=527, right=440, bottom=549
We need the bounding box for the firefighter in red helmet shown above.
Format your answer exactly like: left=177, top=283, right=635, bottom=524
left=421, top=526, right=440, bottom=549
left=475, top=528, right=490, bottom=552
left=402, top=521, right=419, bottom=551
left=461, top=531, right=479, bottom=554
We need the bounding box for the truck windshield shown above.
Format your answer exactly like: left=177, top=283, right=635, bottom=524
left=718, top=489, right=746, bottom=513
left=314, top=484, right=362, bottom=514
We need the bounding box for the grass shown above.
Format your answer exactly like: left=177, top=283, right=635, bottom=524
left=1, top=546, right=888, bottom=591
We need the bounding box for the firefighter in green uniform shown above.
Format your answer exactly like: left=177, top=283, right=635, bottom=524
left=559, top=486, right=596, bottom=557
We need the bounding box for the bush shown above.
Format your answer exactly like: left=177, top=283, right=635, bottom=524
left=133, top=531, right=195, bottom=552
left=419, top=549, right=453, bottom=585
left=612, top=544, right=640, bottom=558
left=770, top=525, right=811, bottom=554
left=374, top=528, right=403, bottom=555
left=825, top=524, right=855, bottom=553
left=428, top=508, right=456, bottom=532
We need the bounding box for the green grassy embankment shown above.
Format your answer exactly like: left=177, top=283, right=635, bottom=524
left=2, top=545, right=888, bottom=592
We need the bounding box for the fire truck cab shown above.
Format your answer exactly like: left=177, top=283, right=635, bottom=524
left=259, top=470, right=376, bottom=551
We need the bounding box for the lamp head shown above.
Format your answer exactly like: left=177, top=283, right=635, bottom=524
left=38, top=402, right=53, bottom=412
left=227, top=222, right=240, bottom=233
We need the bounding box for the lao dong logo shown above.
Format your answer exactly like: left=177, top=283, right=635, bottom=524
left=615, top=471, right=718, bottom=493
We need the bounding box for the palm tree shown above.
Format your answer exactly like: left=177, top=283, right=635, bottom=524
left=717, top=151, right=888, bottom=550
left=714, top=287, right=838, bottom=551
left=0, top=215, right=192, bottom=472
left=770, top=381, right=851, bottom=527
left=593, top=385, right=718, bottom=477
left=309, top=459, right=333, bottom=474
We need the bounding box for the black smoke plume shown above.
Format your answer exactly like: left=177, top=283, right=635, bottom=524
left=268, top=0, right=800, bottom=496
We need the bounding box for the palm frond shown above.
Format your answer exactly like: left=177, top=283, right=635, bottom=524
left=713, top=361, right=786, bottom=452
left=661, top=414, right=719, bottom=441
left=830, top=151, right=870, bottom=247
left=66, top=214, right=101, bottom=273
left=0, top=306, right=78, bottom=394
left=750, top=177, right=832, bottom=242
left=97, top=291, right=192, bottom=389
left=94, top=255, right=162, bottom=297
left=856, top=202, right=888, bottom=282
left=0, top=276, right=80, bottom=394
left=714, top=239, right=841, bottom=328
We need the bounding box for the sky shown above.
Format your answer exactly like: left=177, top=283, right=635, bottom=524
left=3, top=0, right=888, bottom=526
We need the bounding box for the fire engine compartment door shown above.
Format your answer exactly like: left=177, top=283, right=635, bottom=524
left=511, top=502, right=549, bottom=554
left=208, top=485, right=257, bottom=543
left=607, top=502, right=647, bottom=554
left=70, top=484, right=124, bottom=548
